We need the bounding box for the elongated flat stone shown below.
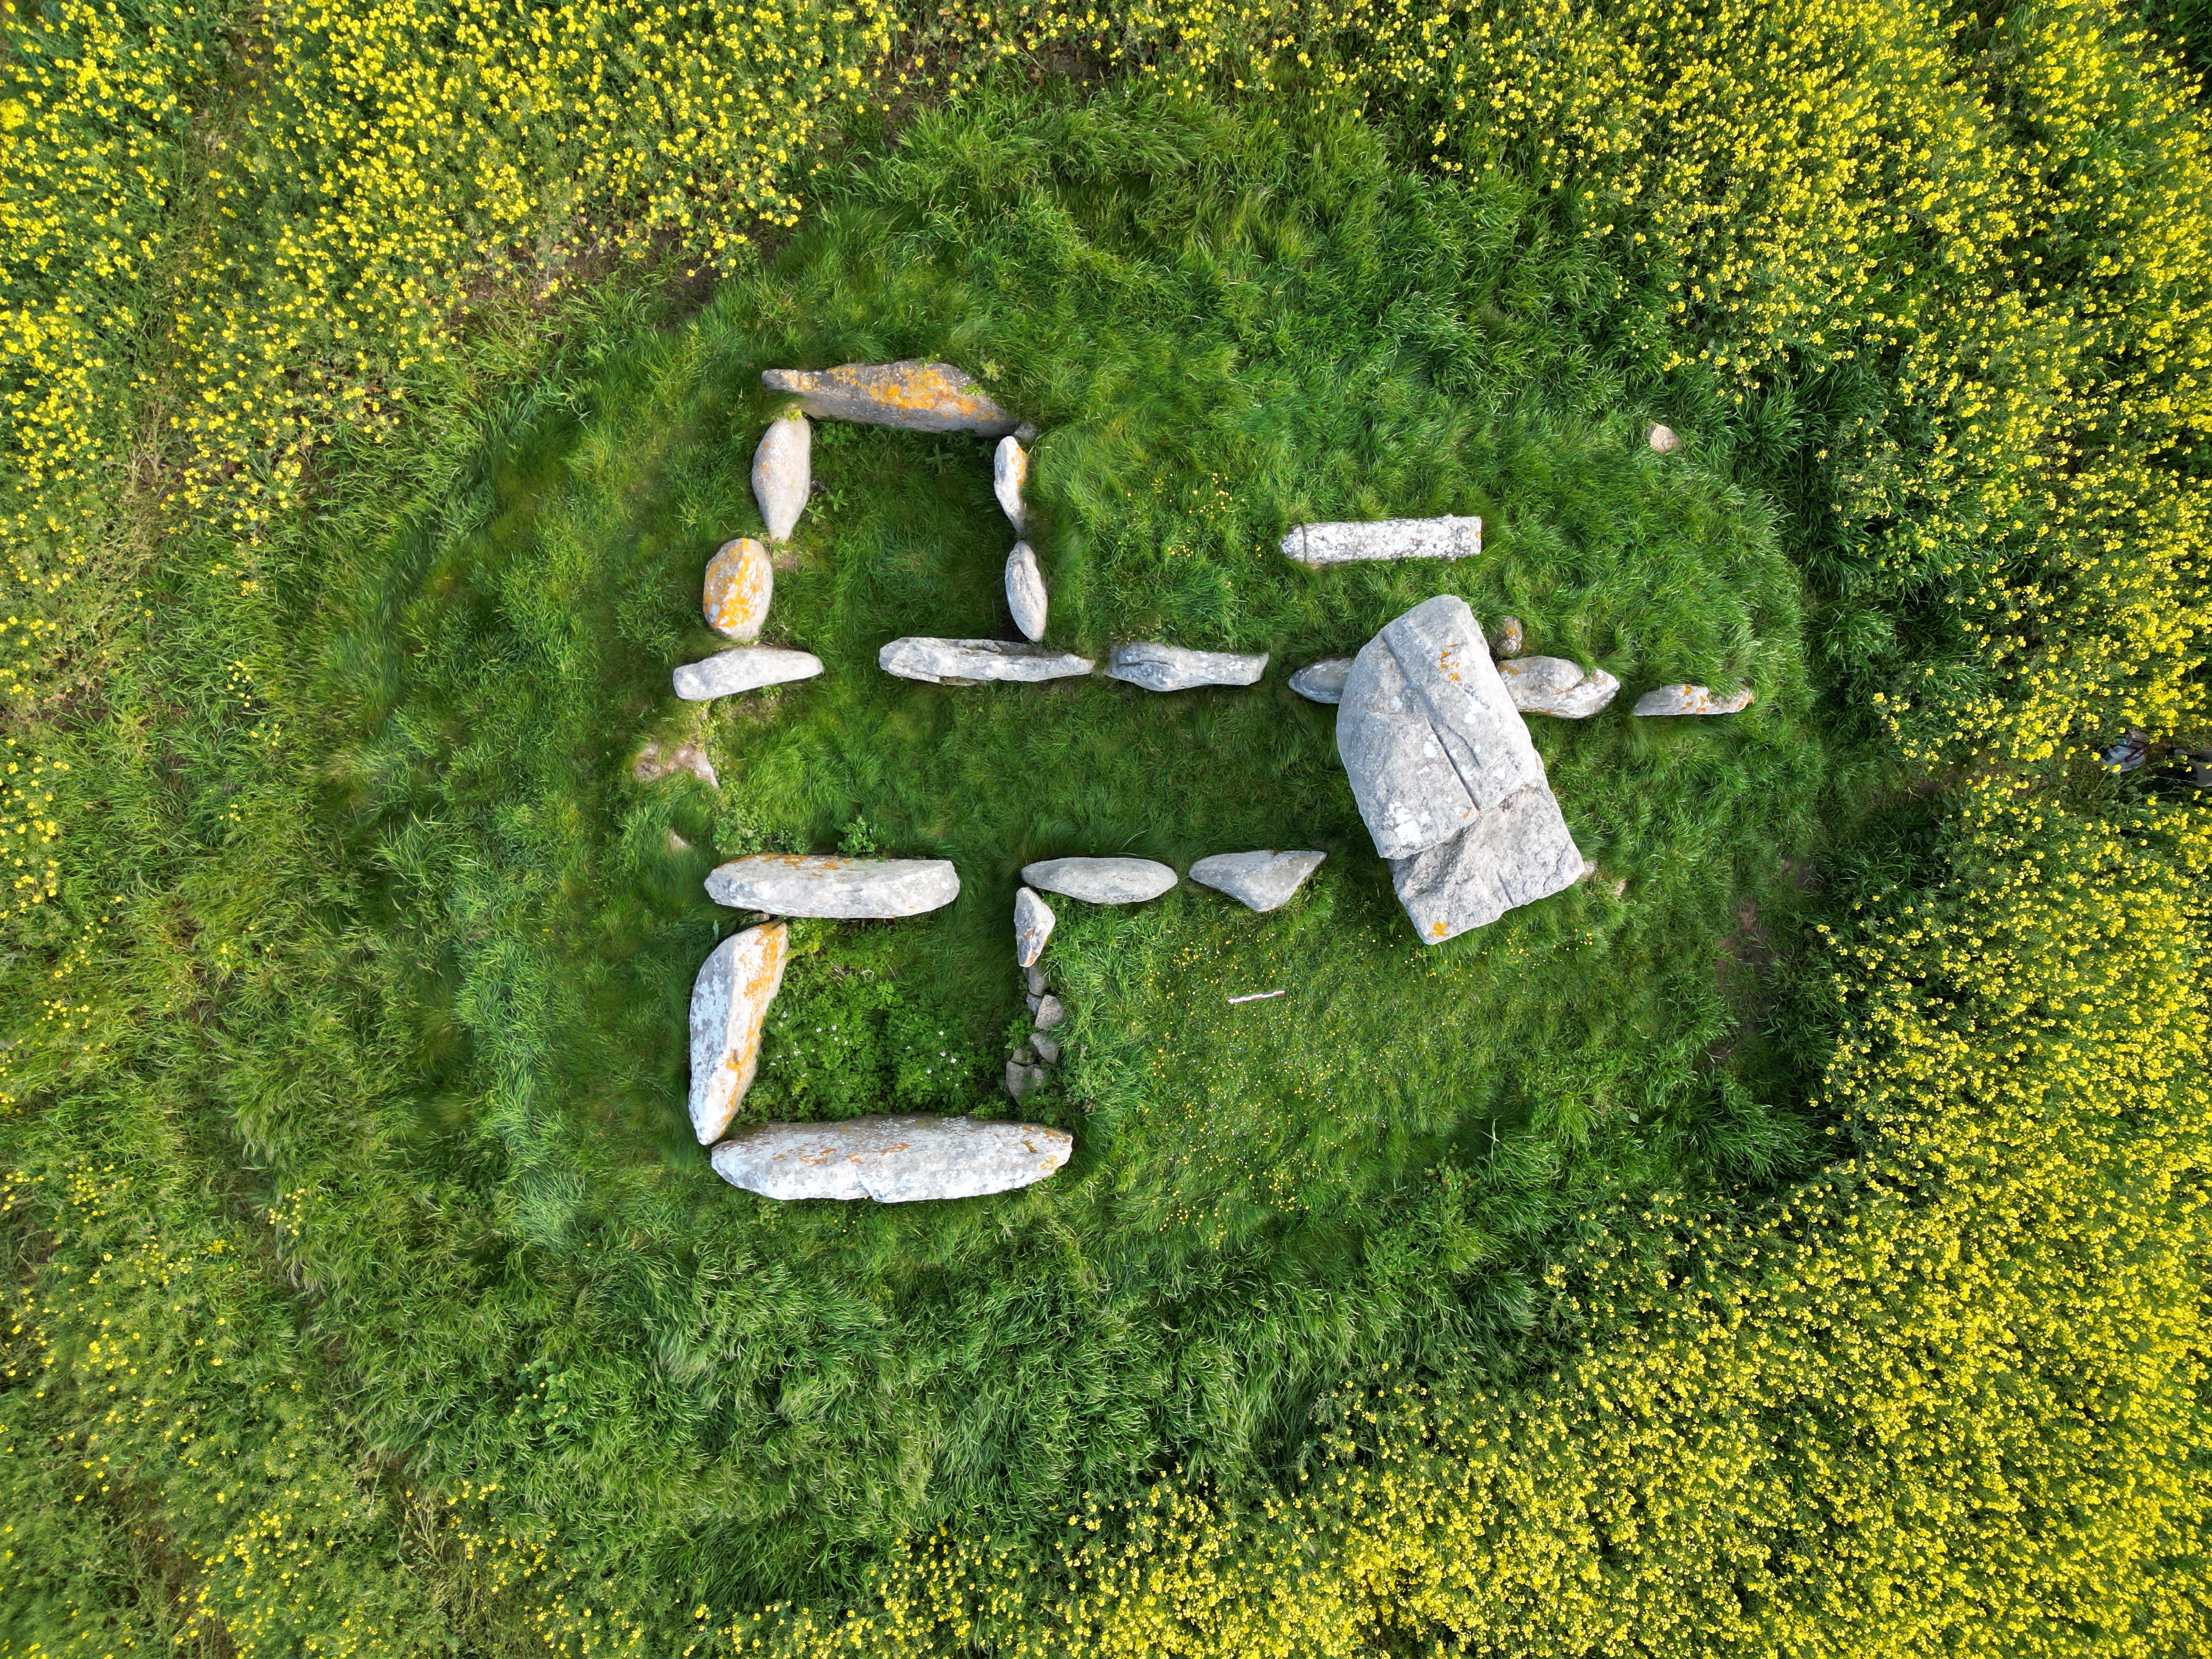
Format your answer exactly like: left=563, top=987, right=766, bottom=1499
left=1014, top=885, right=1055, bottom=968
left=1005, top=542, right=1048, bottom=642
left=688, top=923, right=789, bottom=1144
left=1188, top=850, right=1326, bottom=913
left=761, top=362, right=1020, bottom=436
left=1632, top=683, right=1756, bottom=716
left=703, top=537, right=773, bottom=641
left=879, top=637, right=1092, bottom=685
left=1498, top=656, right=1621, bottom=719
left=1021, top=856, right=1177, bottom=905
left=710, top=1114, right=1072, bottom=1202
left=1387, top=786, right=1584, bottom=944
left=674, top=647, right=823, bottom=702
left=706, top=855, right=959, bottom=918
left=1289, top=658, right=1353, bottom=704
left=1105, top=642, right=1268, bottom=693
left=995, top=436, right=1029, bottom=532
left=752, top=413, right=810, bottom=541
left=1280, top=515, right=1482, bottom=566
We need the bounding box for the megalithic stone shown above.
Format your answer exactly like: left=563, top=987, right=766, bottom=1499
left=995, top=436, right=1029, bottom=532
left=1496, top=656, right=1621, bottom=719
left=761, top=362, right=1022, bottom=436
left=688, top=922, right=789, bottom=1144
left=752, top=411, right=811, bottom=541
left=710, top=1114, right=1073, bottom=1202
left=706, top=854, right=961, bottom=919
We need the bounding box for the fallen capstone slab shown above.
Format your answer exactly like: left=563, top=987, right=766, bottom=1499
left=711, top=1114, right=1072, bottom=1203
left=752, top=412, right=811, bottom=541
left=879, top=637, right=1093, bottom=685
left=1106, top=642, right=1268, bottom=693
left=1497, top=656, right=1622, bottom=719
left=1022, top=856, right=1178, bottom=905
left=1014, top=885, right=1055, bottom=968
left=762, top=362, right=1022, bottom=436
left=706, top=855, right=960, bottom=918
left=1280, top=515, right=1482, bottom=566
left=674, top=647, right=823, bottom=702
left=1288, top=658, right=1353, bottom=704
left=995, top=436, right=1029, bottom=532
left=1188, top=850, right=1327, bottom=913
left=1005, top=542, right=1048, bottom=642
left=688, top=923, right=789, bottom=1144
left=703, top=537, right=773, bottom=641
left=1336, top=595, right=1545, bottom=859
left=1632, top=683, right=1756, bottom=716
left=1387, top=787, right=1585, bottom=944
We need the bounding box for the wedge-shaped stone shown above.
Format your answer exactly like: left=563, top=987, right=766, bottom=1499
left=1005, top=542, right=1048, bottom=642
left=1106, top=642, right=1268, bottom=693
left=1188, top=850, right=1326, bottom=913
left=706, top=855, right=959, bottom=918
left=995, top=436, right=1029, bottom=532
left=1288, top=658, right=1353, bottom=704
left=1280, top=515, right=1482, bottom=566
left=711, top=1114, right=1072, bottom=1202
left=1336, top=595, right=1544, bottom=859
left=879, top=637, right=1093, bottom=685
left=674, top=647, right=823, bottom=702
left=761, top=361, right=1020, bottom=436
left=1497, top=656, right=1621, bottom=719
left=752, top=413, right=810, bottom=541
left=688, top=923, right=789, bottom=1144
left=703, top=537, right=774, bottom=641
left=1014, top=885, right=1055, bottom=968
left=1632, top=683, right=1756, bottom=716
left=1022, top=856, right=1177, bottom=905
left=1387, top=787, right=1585, bottom=944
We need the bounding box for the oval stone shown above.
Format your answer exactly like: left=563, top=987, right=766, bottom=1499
left=1020, top=856, right=1177, bottom=905
left=673, top=647, right=823, bottom=702
left=995, top=435, right=1029, bottom=533
left=688, top=923, right=789, bottom=1144
left=1631, top=684, right=1756, bottom=716
left=752, top=413, right=811, bottom=541
left=1187, top=849, right=1327, bottom=913
left=706, top=854, right=960, bottom=918
left=710, top=1114, right=1073, bottom=1202
left=1005, top=541, right=1048, bottom=642
left=703, top=537, right=773, bottom=641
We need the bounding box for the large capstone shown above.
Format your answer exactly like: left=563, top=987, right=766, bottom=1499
left=1279, top=515, right=1482, bottom=566
left=703, top=537, right=773, bottom=641
left=1497, top=656, right=1621, bottom=719
left=1014, top=885, right=1056, bottom=967
left=761, top=362, right=1022, bottom=436
left=752, top=412, right=811, bottom=541
left=1288, top=658, right=1353, bottom=704
left=879, top=637, right=1092, bottom=684
left=674, top=647, right=823, bottom=702
left=1187, top=850, right=1326, bottom=913
left=1005, top=542, right=1048, bottom=642
left=994, top=436, right=1029, bottom=533
left=1021, top=856, right=1178, bottom=905
left=1386, top=787, right=1585, bottom=943
left=1632, top=683, right=1756, bottom=716
left=1105, top=642, right=1268, bottom=693
left=706, top=855, right=960, bottom=918
left=688, top=923, right=789, bottom=1144
left=710, top=1114, right=1073, bottom=1202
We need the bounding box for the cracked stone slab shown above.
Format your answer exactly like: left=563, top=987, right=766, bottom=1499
left=1386, top=785, right=1585, bottom=944
left=1188, top=850, right=1327, bottom=913
left=761, top=361, right=1022, bottom=436
left=634, top=740, right=718, bottom=788
left=879, top=637, right=1093, bottom=685
left=1632, top=683, right=1756, bottom=716
left=1105, top=642, right=1268, bottom=692
left=1497, top=656, right=1622, bottom=719
left=674, top=647, right=823, bottom=702
left=706, top=855, right=960, bottom=918
left=711, top=1114, right=1072, bottom=1201
left=1289, top=658, right=1353, bottom=704
left=1279, top=515, right=1482, bottom=566
left=1021, top=856, right=1178, bottom=905
left=752, top=412, right=810, bottom=541
left=688, top=923, right=789, bottom=1144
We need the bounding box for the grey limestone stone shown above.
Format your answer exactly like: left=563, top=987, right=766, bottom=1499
left=706, top=855, right=960, bottom=919
left=1005, top=541, right=1048, bottom=642
left=752, top=413, right=811, bottom=541
left=1187, top=850, right=1327, bottom=913
left=673, top=647, right=823, bottom=702
left=1021, top=856, right=1178, bottom=905
left=1005, top=1062, right=1046, bottom=1101
left=687, top=923, right=789, bottom=1144
left=1488, top=616, right=1524, bottom=657
left=761, top=361, right=1022, bottom=436
left=1631, top=684, right=1756, bottom=716
left=1032, top=994, right=1064, bottom=1029
left=1279, top=515, right=1482, bottom=566
left=710, top=1114, right=1071, bottom=1202
left=1386, top=786, right=1585, bottom=944
left=1014, top=885, right=1056, bottom=968
left=879, top=637, right=1093, bottom=685
left=994, top=436, right=1029, bottom=533
left=1497, top=656, right=1622, bottom=719
left=1288, top=658, right=1354, bottom=704
left=1106, top=642, right=1267, bottom=693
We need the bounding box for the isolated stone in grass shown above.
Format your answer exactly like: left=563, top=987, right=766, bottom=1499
left=879, top=637, right=1093, bottom=684
left=1188, top=849, right=1327, bottom=913
left=994, top=435, right=1029, bottom=532
left=1014, top=885, right=1055, bottom=967
left=1488, top=616, right=1525, bottom=657
left=673, top=647, right=823, bottom=702
left=751, top=413, right=811, bottom=541
left=703, top=537, right=773, bottom=640
left=761, top=361, right=1022, bottom=436
left=1105, top=642, right=1268, bottom=692
left=711, top=1114, right=1071, bottom=1202
left=688, top=922, right=789, bottom=1144
left=1022, top=856, right=1178, bottom=905
left=1632, top=683, right=1756, bottom=716
left=1337, top=595, right=1545, bottom=859
left=1279, top=515, right=1482, bottom=565
left=1288, top=658, right=1353, bottom=704
left=706, top=854, right=960, bottom=918
left=633, top=740, right=718, bottom=787
left=1032, top=994, right=1064, bottom=1029
left=1497, top=656, right=1622, bottom=719
left=1005, top=541, right=1048, bottom=641
left=1387, top=788, right=1585, bottom=944
left=1647, top=423, right=1683, bottom=454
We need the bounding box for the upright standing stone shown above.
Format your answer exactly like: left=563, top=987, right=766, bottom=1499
left=689, top=923, right=789, bottom=1144
left=879, top=637, right=1092, bottom=685
left=1632, top=684, right=1756, bottom=716
left=710, top=1115, right=1073, bottom=1202
left=1106, top=642, right=1268, bottom=693
left=752, top=412, right=811, bottom=541
left=1005, top=542, right=1048, bottom=642
left=1021, top=857, right=1178, bottom=904
left=1014, top=886, right=1056, bottom=968
left=1289, top=659, right=1354, bottom=704
left=761, top=362, right=1021, bottom=436
left=995, top=436, right=1029, bottom=533
left=1280, top=516, right=1482, bottom=566
left=703, top=537, right=774, bottom=641
left=1188, top=850, right=1327, bottom=913
left=674, top=647, right=823, bottom=702
left=706, top=855, right=960, bottom=918
left=1497, top=656, right=1622, bottom=719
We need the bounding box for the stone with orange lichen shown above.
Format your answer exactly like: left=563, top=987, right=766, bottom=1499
left=1005, top=541, right=1048, bottom=641
left=1631, top=683, right=1756, bottom=716
left=761, top=360, right=1022, bottom=436
left=752, top=412, right=811, bottom=540
left=702, top=537, right=773, bottom=641
left=687, top=922, right=789, bottom=1144
left=709, top=1114, right=1072, bottom=1202
left=705, top=853, right=960, bottom=918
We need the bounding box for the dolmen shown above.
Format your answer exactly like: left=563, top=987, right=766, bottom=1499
left=707, top=854, right=959, bottom=918
left=690, top=922, right=789, bottom=1143
left=1633, top=683, right=1754, bottom=716
left=1338, top=595, right=1584, bottom=942
left=1496, top=656, right=1621, bottom=719
left=712, top=1114, right=1071, bottom=1202
left=674, top=646, right=823, bottom=702
left=1022, top=856, right=1178, bottom=904
left=1188, top=850, right=1325, bottom=913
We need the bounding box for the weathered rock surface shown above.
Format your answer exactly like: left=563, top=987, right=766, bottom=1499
left=1488, top=616, right=1525, bottom=657
left=1004, top=1063, right=1046, bottom=1101
left=1386, top=787, right=1585, bottom=944
left=634, top=740, right=718, bottom=787
left=1288, top=658, right=1354, bottom=704
left=674, top=647, right=824, bottom=702
left=710, top=1114, right=1071, bottom=1202
left=1024, top=962, right=1048, bottom=996
left=752, top=413, right=811, bottom=541
left=1032, top=1031, right=1062, bottom=1065
left=1014, top=885, right=1055, bottom=968
left=688, top=923, right=789, bottom=1144
left=706, top=855, right=960, bottom=918
left=703, top=537, right=774, bottom=641
left=1106, top=642, right=1268, bottom=693
left=994, top=436, right=1029, bottom=532
left=1280, top=515, right=1482, bottom=566
left=879, top=637, right=1093, bottom=685
left=1632, top=684, right=1756, bottom=716
left=1336, top=595, right=1545, bottom=859
left=1005, top=542, right=1048, bottom=642
left=1022, top=856, right=1178, bottom=905
left=1188, top=849, right=1327, bottom=913
left=761, top=362, right=1021, bottom=436
left=1033, top=994, right=1064, bottom=1029
left=1647, top=424, right=1683, bottom=454
left=1497, top=656, right=1622, bottom=719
